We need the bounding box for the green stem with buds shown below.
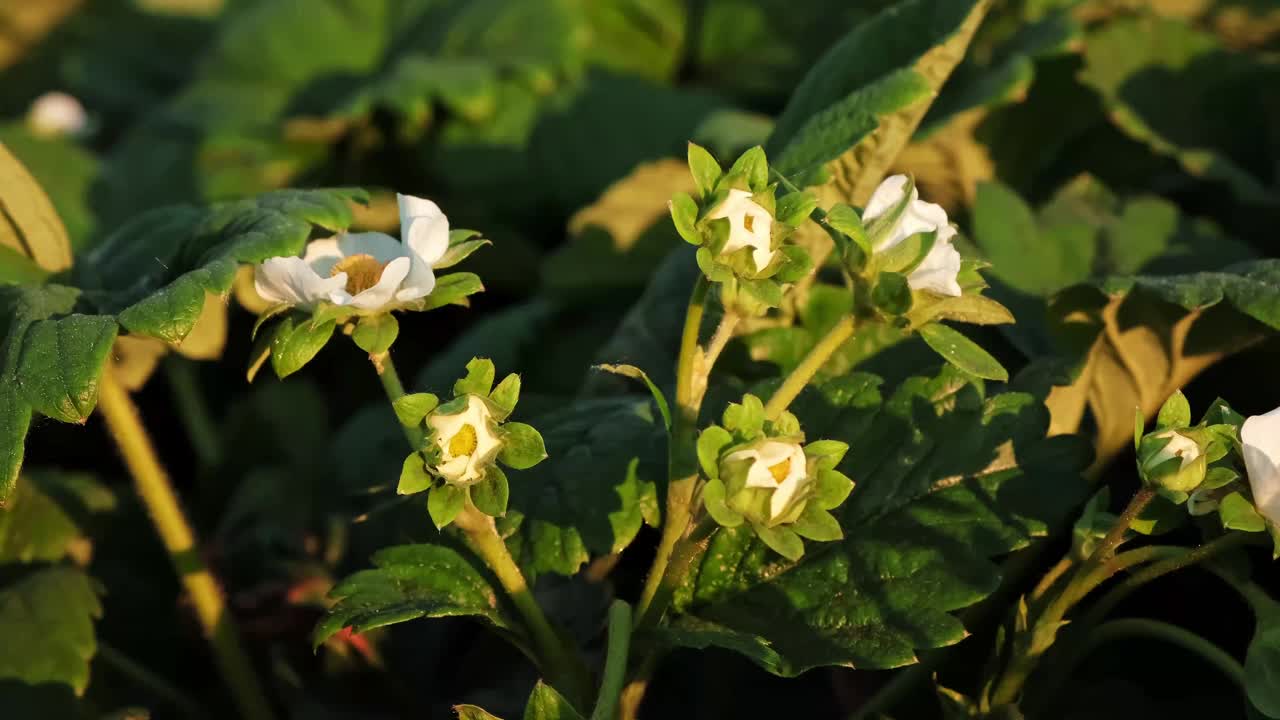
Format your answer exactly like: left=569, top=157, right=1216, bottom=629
left=764, top=315, right=856, bottom=421
left=591, top=601, right=634, bottom=720
left=97, top=371, right=276, bottom=720
left=368, top=350, right=586, bottom=706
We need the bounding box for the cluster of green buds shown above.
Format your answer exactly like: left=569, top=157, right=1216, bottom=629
left=669, top=143, right=815, bottom=316
left=1134, top=391, right=1274, bottom=540
left=392, top=358, right=546, bottom=529
left=696, top=394, right=854, bottom=560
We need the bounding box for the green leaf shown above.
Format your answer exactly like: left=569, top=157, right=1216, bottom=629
left=919, top=323, right=1008, bottom=382
left=523, top=681, right=585, bottom=720
left=595, top=363, right=671, bottom=431
left=814, top=469, right=855, bottom=510
left=0, top=126, right=100, bottom=253
left=753, top=524, right=804, bottom=561
left=727, top=146, right=768, bottom=192
left=776, top=191, right=817, bottom=228
left=398, top=454, right=433, bottom=496
left=687, top=142, right=722, bottom=200
left=352, top=314, right=399, bottom=355
left=419, top=272, right=485, bottom=312
left=270, top=316, right=335, bottom=380
left=791, top=506, right=842, bottom=542
left=316, top=544, right=516, bottom=648
left=1219, top=492, right=1267, bottom=533
left=769, top=0, right=991, bottom=203
left=670, top=192, right=700, bottom=245
left=489, top=373, right=522, bottom=419
left=455, top=705, right=503, bottom=720
left=697, top=426, right=734, bottom=479
left=0, top=471, right=113, bottom=564
left=509, top=398, right=663, bottom=576
left=0, top=142, right=72, bottom=273
left=1156, top=390, right=1192, bottom=430
left=671, top=369, right=1090, bottom=675
left=428, top=484, right=466, bottom=529
left=872, top=272, right=913, bottom=316
left=499, top=423, right=548, bottom=470
left=436, top=235, right=490, bottom=270
left=471, top=466, right=509, bottom=517
left=393, top=393, right=439, bottom=428
left=454, top=357, right=497, bottom=398
left=0, top=567, right=102, bottom=694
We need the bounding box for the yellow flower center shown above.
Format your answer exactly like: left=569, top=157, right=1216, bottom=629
left=767, top=459, right=791, bottom=484
left=330, top=253, right=388, bottom=295
left=448, top=423, right=478, bottom=459
left=743, top=214, right=756, bottom=233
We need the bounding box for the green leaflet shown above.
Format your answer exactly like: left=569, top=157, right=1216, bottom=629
left=315, top=544, right=518, bottom=649
left=508, top=398, right=663, bottom=576
left=669, top=368, right=1089, bottom=674
left=0, top=567, right=102, bottom=694
left=523, top=681, right=585, bottom=720
left=769, top=0, right=990, bottom=202
left=0, top=471, right=114, bottom=564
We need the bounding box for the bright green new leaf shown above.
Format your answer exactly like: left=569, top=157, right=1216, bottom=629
left=270, top=316, right=336, bottom=380
left=455, top=358, right=497, bottom=398
left=688, top=142, right=722, bottom=200
left=1156, top=390, right=1192, bottom=430
left=393, top=393, right=440, bottom=428
left=428, top=484, right=466, bottom=529
left=352, top=314, right=399, bottom=355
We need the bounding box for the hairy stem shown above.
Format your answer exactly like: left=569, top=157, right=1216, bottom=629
left=763, top=315, right=855, bottom=421
left=97, top=372, right=276, bottom=720
left=591, top=601, right=634, bottom=720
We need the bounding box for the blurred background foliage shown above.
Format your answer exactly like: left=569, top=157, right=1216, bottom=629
left=1, top=0, right=1279, bottom=717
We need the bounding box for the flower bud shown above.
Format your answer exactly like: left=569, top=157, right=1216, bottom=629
left=1138, top=430, right=1207, bottom=493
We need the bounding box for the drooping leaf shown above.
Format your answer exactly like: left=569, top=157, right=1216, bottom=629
left=316, top=544, right=518, bottom=648
left=0, top=567, right=102, bottom=694
left=669, top=368, right=1090, bottom=674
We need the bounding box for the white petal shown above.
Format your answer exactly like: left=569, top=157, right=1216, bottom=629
left=711, top=190, right=775, bottom=272
left=436, top=456, right=471, bottom=482
left=863, top=175, right=914, bottom=222
left=254, top=256, right=348, bottom=308
left=339, top=232, right=410, bottom=264
left=396, top=254, right=438, bottom=302
left=907, top=240, right=963, bottom=297
left=399, top=194, right=450, bottom=264
left=1243, top=407, right=1280, bottom=525
left=1150, top=430, right=1202, bottom=469
left=349, top=256, right=411, bottom=311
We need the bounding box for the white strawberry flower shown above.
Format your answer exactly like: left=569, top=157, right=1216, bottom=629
left=1242, top=406, right=1280, bottom=526
left=709, top=189, right=775, bottom=272
left=863, top=174, right=962, bottom=297
left=254, top=193, right=448, bottom=313
left=725, top=440, right=809, bottom=521
left=28, top=91, right=88, bottom=138
left=426, top=396, right=504, bottom=485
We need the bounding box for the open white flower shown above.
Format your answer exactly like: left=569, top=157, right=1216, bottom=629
left=726, top=440, right=808, bottom=521
left=28, top=91, right=87, bottom=138
left=427, top=395, right=503, bottom=485
left=1242, top=406, right=1280, bottom=525
left=254, top=193, right=448, bottom=313
left=709, top=189, right=775, bottom=272
left=1149, top=430, right=1202, bottom=469
left=863, top=174, right=962, bottom=297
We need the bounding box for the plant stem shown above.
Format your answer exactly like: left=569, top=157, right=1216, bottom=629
left=1089, top=486, right=1156, bottom=564
left=97, top=371, right=276, bottom=720
left=591, top=601, right=633, bottom=720
left=368, top=351, right=586, bottom=704
left=164, top=358, right=221, bottom=468
left=1072, top=618, right=1244, bottom=686
left=763, top=315, right=855, bottom=421
left=635, top=276, right=710, bottom=626
left=1029, top=553, right=1075, bottom=604
left=98, top=643, right=211, bottom=720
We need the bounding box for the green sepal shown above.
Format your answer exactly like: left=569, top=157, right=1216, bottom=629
left=769, top=410, right=802, bottom=438
left=791, top=505, right=843, bottom=542
left=310, top=303, right=357, bottom=330
left=1203, top=466, right=1240, bottom=490
left=454, top=357, right=496, bottom=397
left=1219, top=492, right=1267, bottom=532
left=702, top=477, right=744, bottom=528
left=252, top=303, right=291, bottom=340
left=698, top=425, right=734, bottom=479
left=874, top=230, right=937, bottom=276
left=724, top=395, right=766, bottom=438
left=753, top=523, right=804, bottom=560
left=435, top=231, right=489, bottom=269
left=352, top=313, right=399, bottom=354
left=270, top=315, right=335, bottom=379
left=826, top=203, right=870, bottom=257
left=739, top=277, right=783, bottom=309
left=393, top=393, right=439, bottom=427
left=399, top=453, right=434, bottom=495
left=670, top=193, right=700, bottom=245
left=772, top=245, right=813, bottom=284
left=498, top=422, right=547, bottom=470
left=815, top=469, right=854, bottom=510
left=488, top=373, right=521, bottom=420
left=872, top=271, right=913, bottom=316
left=918, top=323, right=1008, bottom=382
left=1129, top=494, right=1187, bottom=536
left=696, top=246, right=734, bottom=282
left=864, top=175, right=916, bottom=249
left=688, top=142, right=722, bottom=200
left=727, top=146, right=769, bottom=193
left=427, top=483, right=465, bottom=529
left=470, top=466, right=509, bottom=517
left=416, top=272, right=484, bottom=311
left=776, top=191, right=817, bottom=227
left=1135, top=408, right=1146, bottom=453
left=1156, top=390, right=1192, bottom=430
left=803, top=440, right=849, bottom=470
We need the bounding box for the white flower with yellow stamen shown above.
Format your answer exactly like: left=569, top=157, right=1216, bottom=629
left=725, top=440, right=808, bottom=521
left=254, top=193, right=448, bottom=313
left=426, top=395, right=504, bottom=485
left=708, top=189, right=775, bottom=272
